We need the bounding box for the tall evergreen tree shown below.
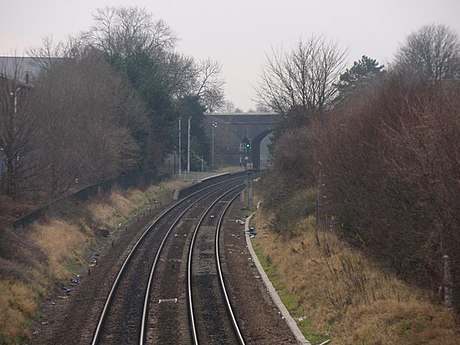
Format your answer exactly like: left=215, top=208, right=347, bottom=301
left=336, top=55, right=384, bottom=97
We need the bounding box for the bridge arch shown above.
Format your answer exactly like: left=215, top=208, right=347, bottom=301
left=249, top=129, right=273, bottom=170
left=205, top=113, right=279, bottom=170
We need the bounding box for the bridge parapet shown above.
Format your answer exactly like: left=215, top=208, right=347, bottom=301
left=205, top=113, right=279, bottom=169
left=207, top=112, right=279, bottom=124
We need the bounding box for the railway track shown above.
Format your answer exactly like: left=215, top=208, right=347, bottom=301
left=90, top=175, right=247, bottom=345
left=188, top=188, right=246, bottom=345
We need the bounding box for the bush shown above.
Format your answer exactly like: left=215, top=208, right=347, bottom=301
left=314, top=73, right=460, bottom=310
left=262, top=71, right=460, bottom=311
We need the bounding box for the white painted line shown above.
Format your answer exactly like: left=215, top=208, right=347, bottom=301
left=158, top=298, right=178, bottom=303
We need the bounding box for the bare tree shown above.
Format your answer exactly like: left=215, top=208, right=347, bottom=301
left=27, top=36, right=62, bottom=70
left=0, top=58, right=36, bottom=198
left=85, top=6, right=176, bottom=58
left=216, top=100, right=237, bottom=113
left=256, top=35, right=347, bottom=119
left=29, top=35, right=93, bottom=61
left=30, top=57, right=145, bottom=197
left=159, top=55, right=225, bottom=112
left=193, top=59, right=225, bottom=112
left=395, top=24, right=460, bottom=80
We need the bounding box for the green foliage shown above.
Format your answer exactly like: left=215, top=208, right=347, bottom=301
left=111, top=50, right=177, bottom=167
left=336, top=55, right=384, bottom=97
left=253, top=243, right=329, bottom=343
left=189, top=153, right=208, bottom=171
left=177, top=96, right=210, bottom=163
left=105, top=49, right=213, bottom=172
left=3, top=7, right=225, bottom=203
left=86, top=7, right=221, bottom=172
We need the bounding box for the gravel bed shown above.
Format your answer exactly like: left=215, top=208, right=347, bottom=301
left=221, top=200, right=298, bottom=344
left=27, top=196, right=299, bottom=345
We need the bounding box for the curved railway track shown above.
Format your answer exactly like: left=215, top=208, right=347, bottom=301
left=91, top=176, right=247, bottom=345
left=188, top=189, right=246, bottom=345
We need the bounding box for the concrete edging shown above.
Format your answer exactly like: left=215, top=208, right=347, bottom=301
left=245, top=214, right=311, bottom=345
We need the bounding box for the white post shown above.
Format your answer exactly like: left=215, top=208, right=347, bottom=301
left=211, top=122, right=217, bottom=170
left=178, top=117, right=182, bottom=177
left=247, top=172, right=253, bottom=209
left=187, top=117, right=191, bottom=173
left=13, top=94, right=17, bottom=114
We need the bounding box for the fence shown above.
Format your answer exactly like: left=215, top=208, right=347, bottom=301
left=13, top=170, right=163, bottom=230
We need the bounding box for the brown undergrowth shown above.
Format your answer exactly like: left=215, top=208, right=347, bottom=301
left=252, top=210, right=459, bottom=344
left=0, top=179, right=186, bottom=344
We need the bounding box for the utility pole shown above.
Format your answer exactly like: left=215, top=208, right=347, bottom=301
left=211, top=122, right=217, bottom=170
left=178, top=117, right=182, bottom=177
left=187, top=116, right=191, bottom=173
left=315, top=171, right=321, bottom=246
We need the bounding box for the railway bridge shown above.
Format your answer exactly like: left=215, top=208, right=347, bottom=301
left=205, top=112, right=279, bottom=170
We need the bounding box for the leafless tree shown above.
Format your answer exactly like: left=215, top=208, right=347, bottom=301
left=309, top=71, right=460, bottom=306
left=216, top=100, right=237, bottom=113
left=27, top=36, right=63, bottom=70
left=193, top=59, right=225, bottom=112
left=30, top=57, right=145, bottom=197
left=256, top=35, right=347, bottom=119
left=159, top=53, right=196, bottom=98
left=29, top=34, right=104, bottom=62
left=395, top=24, right=460, bottom=80
left=160, top=55, right=225, bottom=112
left=0, top=58, right=37, bottom=198
left=85, top=6, right=176, bottom=58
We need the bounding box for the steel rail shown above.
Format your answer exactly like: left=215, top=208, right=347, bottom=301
left=187, top=186, right=244, bottom=345
left=215, top=192, right=246, bottom=345
left=139, top=183, right=241, bottom=344
left=91, top=177, right=243, bottom=345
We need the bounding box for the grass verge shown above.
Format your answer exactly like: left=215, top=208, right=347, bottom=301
left=0, top=177, right=186, bottom=344
left=252, top=211, right=459, bottom=345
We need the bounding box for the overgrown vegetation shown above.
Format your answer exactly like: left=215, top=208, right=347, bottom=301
left=256, top=24, right=460, bottom=315
left=0, top=179, right=183, bottom=344
left=315, top=74, right=460, bottom=300
left=1, top=6, right=223, bottom=205
left=252, top=207, right=459, bottom=344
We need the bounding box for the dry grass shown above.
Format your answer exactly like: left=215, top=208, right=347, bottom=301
left=0, top=281, right=38, bottom=343
left=335, top=300, right=457, bottom=344
left=89, top=191, right=138, bottom=229
left=30, top=219, right=87, bottom=280
left=160, top=179, right=188, bottom=192
left=89, top=189, right=148, bottom=229
left=252, top=211, right=459, bottom=344
left=89, top=182, right=182, bottom=229
left=217, top=165, right=245, bottom=173
left=0, top=177, right=199, bottom=344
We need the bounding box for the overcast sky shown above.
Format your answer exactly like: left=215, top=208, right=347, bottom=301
left=1, top=0, right=459, bottom=110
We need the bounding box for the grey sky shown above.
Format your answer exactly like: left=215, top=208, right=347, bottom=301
left=1, top=0, right=459, bottom=110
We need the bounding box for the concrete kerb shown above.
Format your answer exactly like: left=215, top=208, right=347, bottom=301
left=245, top=214, right=311, bottom=345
